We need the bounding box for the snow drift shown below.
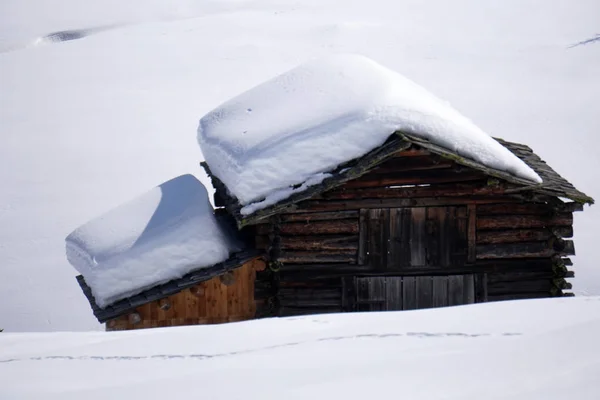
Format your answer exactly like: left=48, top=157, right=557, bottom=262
left=197, top=54, right=542, bottom=211
left=1, top=297, right=599, bottom=399
left=65, top=174, right=239, bottom=308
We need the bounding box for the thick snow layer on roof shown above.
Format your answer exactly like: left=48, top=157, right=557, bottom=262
left=65, top=174, right=239, bottom=308
left=198, top=54, right=542, bottom=209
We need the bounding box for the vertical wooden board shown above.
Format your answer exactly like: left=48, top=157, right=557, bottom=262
left=463, top=274, right=475, bottom=304
left=367, top=209, right=383, bottom=270
left=385, top=277, right=403, bottom=311
left=388, top=208, right=411, bottom=270
left=226, top=268, right=240, bottom=318
left=342, top=276, right=356, bottom=312
left=410, top=208, right=427, bottom=267
left=380, top=209, right=391, bottom=270
left=467, top=205, right=477, bottom=263
left=204, top=278, right=219, bottom=320
left=402, top=276, right=417, bottom=310
left=475, top=273, right=488, bottom=303
left=217, top=276, right=229, bottom=322
left=454, top=206, right=469, bottom=266
left=358, top=209, right=368, bottom=265
left=448, top=275, right=464, bottom=306
left=387, top=208, right=399, bottom=270
left=416, top=276, right=434, bottom=309
left=425, top=207, right=442, bottom=267
left=249, top=260, right=260, bottom=316
left=184, top=286, right=200, bottom=320
left=368, top=277, right=386, bottom=311
left=440, top=207, right=452, bottom=267
left=196, top=282, right=208, bottom=318
left=432, top=276, right=449, bottom=307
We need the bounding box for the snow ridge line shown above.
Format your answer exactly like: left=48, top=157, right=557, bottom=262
left=568, top=34, right=600, bottom=48
left=0, top=331, right=522, bottom=363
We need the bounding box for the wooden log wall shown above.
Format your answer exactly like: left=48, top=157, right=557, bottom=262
left=106, top=259, right=265, bottom=331
left=253, top=146, right=579, bottom=318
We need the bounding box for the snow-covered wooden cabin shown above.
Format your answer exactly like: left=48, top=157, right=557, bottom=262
left=68, top=55, right=593, bottom=330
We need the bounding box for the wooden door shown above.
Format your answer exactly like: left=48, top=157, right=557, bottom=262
left=359, top=207, right=468, bottom=270
left=353, top=275, right=475, bottom=311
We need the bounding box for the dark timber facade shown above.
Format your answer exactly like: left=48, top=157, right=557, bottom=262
left=77, top=131, right=593, bottom=329
left=207, top=132, right=593, bottom=318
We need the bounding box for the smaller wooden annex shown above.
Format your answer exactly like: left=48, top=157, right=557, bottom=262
left=76, top=131, right=593, bottom=330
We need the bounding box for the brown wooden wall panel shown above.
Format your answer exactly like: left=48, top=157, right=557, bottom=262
left=360, top=206, right=467, bottom=271
left=106, top=259, right=264, bottom=331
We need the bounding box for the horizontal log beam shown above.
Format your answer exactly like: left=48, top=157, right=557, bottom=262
left=487, top=270, right=573, bottom=284
left=256, top=220, right=359, bottom=235
left=280, top=235, right=358, bottom=251
left=292, top=196, right=519, bottom=213
left=487, top=293, right=552, bottom=301
left=476, top=240, right=575, bottom=259
left=477, top=213, right=573, bottom=230
left=278, top=307, right=342, bottom=316
left=369, top=157, right=453, bottom=174
left=393, top=148, right=431, bottom=157
left=477, top=227, right=573, bottom=244
left=279, top=210, right=358, bottom=223
left=343, top=170, right=486, bottom=189
left=278, top=251, right=357, bottom=264
left=279, top=288, right=341, bottom=300
left=324, top=183, right=508, bottom=200
left=477, top=203, right=553, bottom=215
left=488, top=279, right=556, bottom=292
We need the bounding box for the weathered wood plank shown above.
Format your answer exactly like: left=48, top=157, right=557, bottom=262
left=292, top=196, right=519, bottom=212
left=325, top=184, right=508, bottom=200
left=416, top=276, right=434, bottom=309
left=448, top=275, right=464, bottom=306
left=402, top=277, right=417, bottom=310
left=476, top=203, right=554, bottom=215
left=477, top=227, right=573, bottom=244
left=487, top=279, right=555, bottom=293
left=393, top=148, right=431, bottom=157
left=410, top=208, right=427, bottom=266
left=256, top=219, right=359, bottom=235
left=279, top=235, right=358, bottom=251
left=432, top=276, right=448, bottom=307
left=476, top=240, right=575, bottom=259
left=279, top=210, right=358, bottom=223
left=279, top=306, right=342, bottom=316
left=369, top=157, right=453, bottom=174
left=477, top=213, right=573, bottom=230
left=463, top=275, right=475, bottom=304
left=487, top=293, right=552, bottom=302
left=343, top=169, right=486, bottom=189
left=387, top=208, right=411, bottom=270
left=386, top=277, right=403, bottom=311
left=277, top=251, right=357, bottom=264
left=467, top=205, right=477, bottom=263
left=358, top=209, right=368, bottom=265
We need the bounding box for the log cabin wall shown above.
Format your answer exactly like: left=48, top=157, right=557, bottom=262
left=106, top=259, right=265, bottom=331
left=253, top=147, right=577, bottom=318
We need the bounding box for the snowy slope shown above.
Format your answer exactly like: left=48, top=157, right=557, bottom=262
left=1, top=0, right=599, bottom=331
left=1, top=298, right=600, bottom=399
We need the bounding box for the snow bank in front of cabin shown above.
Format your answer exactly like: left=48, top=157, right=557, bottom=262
left=2, top=298, right=600, bottom=399
left=65, top=174, right=239, bottom=308
left=197, top=54, right=542, bottom=211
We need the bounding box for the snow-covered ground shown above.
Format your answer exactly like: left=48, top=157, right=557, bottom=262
left=1, top=0, right=599, bottom=332
left=1, top=297, right=599, bottom=399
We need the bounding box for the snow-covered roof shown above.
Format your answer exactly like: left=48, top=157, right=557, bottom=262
left=197, top=54, right=542, bottom=216
left=65, top=174, right=243, bottom=308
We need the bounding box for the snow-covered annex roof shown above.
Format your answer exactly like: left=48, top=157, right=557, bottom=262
left=66, top=175, right=259, bottom=321
left=198, top=55, right=592, bottom=226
